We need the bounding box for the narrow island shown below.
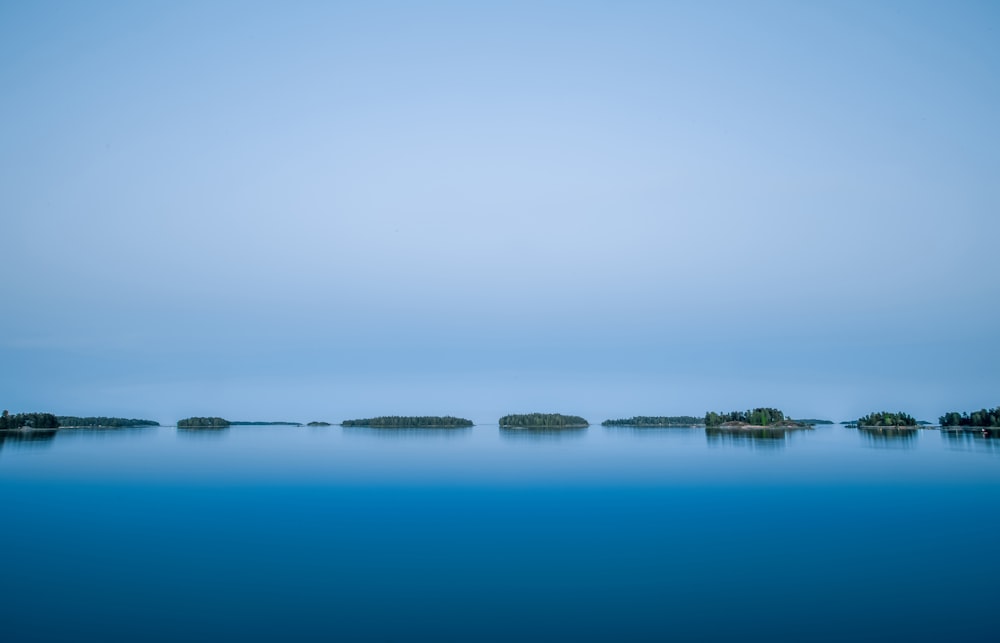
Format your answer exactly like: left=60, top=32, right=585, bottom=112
left=307, top=421, right=332, bottom=426
left=177, top=417, right=231, bottom=428
left=855, top=411, right=917, bottom=428
left=57, top=416, right=160, bottom=428
left=704, top=408, right=807, bottom=429
left=229, top=421, right=302, bottom=426
left=341, top=416, right=473, bottom=428
left=498, top=413, right=589, bottom=428
left=602, top=416, right=703, bottom=427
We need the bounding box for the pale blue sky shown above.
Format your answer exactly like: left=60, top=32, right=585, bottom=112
left=2, top=1, right=998, bottom=423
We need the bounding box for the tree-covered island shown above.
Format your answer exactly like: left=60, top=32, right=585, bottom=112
left=855, top=411, right=917, bottom=427
left=602, top=416, right=703, bottom=427
left=176, top=417, right=231, bottom=428
left=499, top=413, right=589, bottom=428
left=704, top=408, right=806, bottom=428
left=57, top=416, right=159, bottom=428
left=307, top=421, right=332, bottom=426
left=939, top=406, right=1000, bottom=428
left=341, top=416, right=474, bottom=428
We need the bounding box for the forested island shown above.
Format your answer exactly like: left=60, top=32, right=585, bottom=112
left=704, top=408, right=805, bottom=428
left=307, top=421, right=331, bottom=426
left=939, top=406, right=1000, bottom=428
left=0, top=411, right=59, bottom=429
left=176, top=417, right=231, bottom=428
left=57, top=416, right=159, bottom=428
left=341, top=416, right=474, bottom=428
left=855, top=411, right=917, bottom=427
left=602, top=416, right=703, bottom=427
left=499, top=413, right=589, bottom=428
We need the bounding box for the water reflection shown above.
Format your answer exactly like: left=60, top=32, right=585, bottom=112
left=176, top=426, right=231, bottom=440
left=857, top=427, right=919, bottom=449
left=0, top=429, right=58, bottom=451
left=705, top=426, right=812, bottom=449
left=499, top=426, right=588, bottom=442
left=342, top=426, right=473, bottom=440
left=941, top=428, right=1000, bottom=454
left=604, top=426, right=701, bottom=438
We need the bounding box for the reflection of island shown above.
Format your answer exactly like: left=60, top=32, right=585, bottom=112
left=498, top=413, right=588, bottom=428
left=341, top=416, right=473, bottom=428
left=602, top=416, right=702, bottom=427
left=0, top=428, right=58, bottom=450
left=858, top=426, right=918, bottom=447
left=499, top=426, right=587, bottom=441
left=705, top=426, right=805, bottom=448
left=343, top=426, right=472, bottom=439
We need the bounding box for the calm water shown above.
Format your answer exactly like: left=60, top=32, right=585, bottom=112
left=2, top=423, right=998, bottom=642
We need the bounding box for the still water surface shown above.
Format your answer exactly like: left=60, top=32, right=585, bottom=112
left=2, top=424, right=998, bottom=642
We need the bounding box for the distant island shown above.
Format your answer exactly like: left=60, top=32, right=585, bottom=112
left=499, top=413, right=588, bottom=428
left=794, top=419, right=833, bottom=425
left=0, top=411, right=59, bottom=430
left=229, top=421, right=302, bottom=426
left=856, top=411, right=917, bottom=428
left=177, top=417, right=231, bottom=428
left=939, top=406, right=1000, bottom=428
left=57, top=416, right=160, bottom=428
left=704, top=408, right=806, bottom=428
left=341, top=416, right=474, bottom=428
left=602, top=416, right=703, bottom=427
left=307, top=421, right=332, bottom=426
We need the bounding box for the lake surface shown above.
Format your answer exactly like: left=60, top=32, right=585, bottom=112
left=2, top=423, right=998, bottom=642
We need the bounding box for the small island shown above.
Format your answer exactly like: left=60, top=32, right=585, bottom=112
left=856, top=411, right=917, bottom=428
left=602, top=416, right=703, bottom=427
left=177, top=417, right=231, bottom=428
left=229, top=421, right=302, bottom=426
left=499, top=413, right=589, bottom=428
left=939, top=406, right=1000, bottom=429
left=307, top=421, right=332, bottom=427
left=704, top=408, right=806, bottom=428
left=341, top=416, right=474, bottom=428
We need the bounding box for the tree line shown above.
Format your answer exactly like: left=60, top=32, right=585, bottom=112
left=939, top=406, right=1000, bottom=428
left=499, top=413, right=588, bottom=428
left=0, top=410, right=59, bottom=429
left=602, top=416, right=703, bottom=427
left=341, top=416, right=473, bottom=428
left=177, top=417, right=231, bottom=428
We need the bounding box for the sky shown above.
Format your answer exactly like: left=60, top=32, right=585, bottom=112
left=2, top=0, right=998, bottom=424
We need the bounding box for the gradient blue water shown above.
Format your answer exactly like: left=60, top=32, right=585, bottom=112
left=2, top=424, right=998, bottom=642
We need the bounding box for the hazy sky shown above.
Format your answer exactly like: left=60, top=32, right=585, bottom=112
left=2, top=1, right=998, bottom=423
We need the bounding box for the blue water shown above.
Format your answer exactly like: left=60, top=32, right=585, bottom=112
left=2, top=424, right=998, bottom=642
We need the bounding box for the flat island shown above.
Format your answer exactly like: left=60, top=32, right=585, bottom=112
left=499, top=413, right=589, bottom=428
left=341, top=416, right=473, bottom=428
left=58, top=416, right=160, bottom=428
left=602, top=416, right=703, bottom=427
left=307, top=421, right=332, bottom=427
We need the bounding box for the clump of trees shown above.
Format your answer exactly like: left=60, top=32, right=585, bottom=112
left=602, top=416, right=702, bottom=427
left=342, top=416, right=473, bottom=428
left=499, top=413, right=588, bottom=428
left=705, top=408, right=785, bottom=427
left=57, top=416, right=159, bottom=428
left=176, top=417, right=230, bottom=428
left=0, top=410, right=60, bottom=429
left=939, top=406, right=1000, bottom=428
left=857, top=411, right=916, bottom=427
left=306, top=421, right=332, bottom=426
